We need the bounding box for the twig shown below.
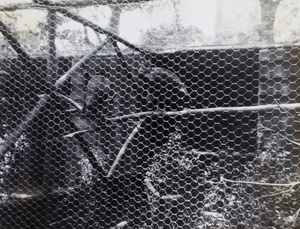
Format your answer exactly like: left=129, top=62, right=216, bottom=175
left=107, top=119, right=144, bottom=177
left=7, top=186, right=78, bottom=200
left=12, top=193, right=37, bottom=199
left=144, top=178, right=160, bottom=197
left=0, top=193, right=8, bottom=197
left=110, top=221, right=128, bottom=229
left=61, top=121, right=120, bottom=139
left=192, top=150, right=219, bottom=157
left=64, top=129, right=91, bottom=138
left=107, top=103, right=300, bottom=121
left=221, top=177, right=300, bottom=187
left=275, top=100, right=300, bottom=121
left=41, top=92, right=83, bottom=111
left=54, top=93, right=83, bottom=111
left=290, top=208, right=300, bottom=228
left=259, top=184, right=296, bottom=199
left=65, top=108, right=78, bottom=113
left=258, top=125, right=300, bottom=147
left=161, top=195, right=182, bottom=200
left=202, top=211, right=225, bottom=219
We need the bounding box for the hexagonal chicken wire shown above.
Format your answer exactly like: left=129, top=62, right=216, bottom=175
left=0, top=0, right=300, bottom=228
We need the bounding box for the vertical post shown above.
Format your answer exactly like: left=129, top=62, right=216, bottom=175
left=259, top=0, right=281, bottom=44
left=107, top=5, right=124, bottom=175
left=258, top=47, right=299, bottom=151
left=47, top=9, right=57, bottom=83
left=215, top=0, right=223, bottom=42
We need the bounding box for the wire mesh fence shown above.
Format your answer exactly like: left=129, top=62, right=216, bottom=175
left=0, top=0, right=300, bottom=228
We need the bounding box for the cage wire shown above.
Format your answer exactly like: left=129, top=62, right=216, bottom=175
left=0, top=0, right=300, bottom=228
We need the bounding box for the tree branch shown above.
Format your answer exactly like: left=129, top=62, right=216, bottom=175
left=0, top=94, right=51, bottom=158
left=0, top=20, right=30, bottom=61
left=107, top=119, right=144, bottom=177
left=53, top=8, right=155, bottom=55
left=0, top=38, right=110, bottom=159
left=161, top=194, right=182, bottom=200
left=144, top=178, right=160, bottom=197
left=258, top=125, right=300, bottom=147
left=0, top=20, right=40, bottom=74
left=54, top=92, right=83, bottom=111
left=64, top=129, right=91, bottom=138
left=110, top=221, right=128, bottom=229
left=107, top=103, right=300, bottom=121
left=259, top=184, right=296, bottom=199
left=221, top=177, right=300, bottom=187
left=291, top=208, right=300, bottom=228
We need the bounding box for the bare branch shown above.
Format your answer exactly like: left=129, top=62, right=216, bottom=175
left=110, top=221, right=128, bottom=229
left=12, top=193, right=38, bottom=199
left=65, top=108, right=78, bottom=113
left=54, top=93, right=83, bottom=111
left=291, top=208, right=300, bottom=228
left=107, top=119, right=144, bottom=177
left=0, top=94, right=50, bottom=158
left=221, top=177, right=300, bottom=187
left=107, top=103, right=300, bottom=121
left=144, top=178, right=160, bottom=197
left=0, top=38, right=110, bottom=159
left=0, top=193, right=8, bottom=197
left=0, top=20, right=40, bottom=74
left=53, top=8, right=154, bottom=55
left=2, top=186, right=77, bottom=200
left=275, top=100, right=300, bottom=121
left=161, top=194, right=182, bottom=200
left=64, top=129, right=91, bottom=138
left=192, top=150, right=219, bottom=157
left=0, top=20, right=31, bottom=61
left=258, top=125, right=300, bottom=147
left=259, top=184, right=296, bottom=199
left=202, top=211, right=225, bottom=219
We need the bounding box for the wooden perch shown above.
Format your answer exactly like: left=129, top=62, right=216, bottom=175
left=0, top=38, right=110, bottom=159
left=107, top=103, right=300, bottom=121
